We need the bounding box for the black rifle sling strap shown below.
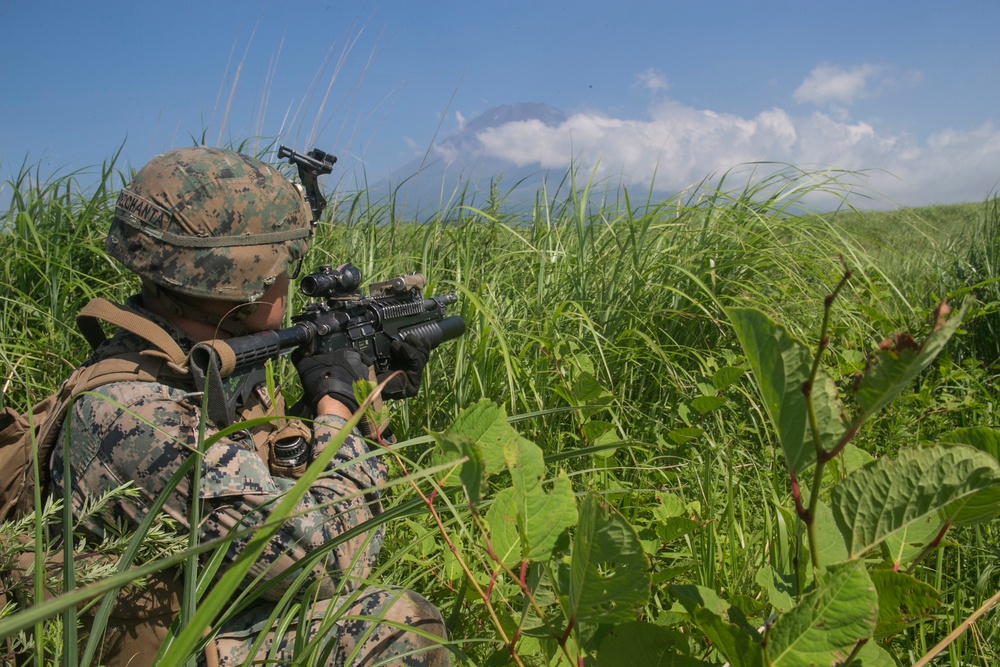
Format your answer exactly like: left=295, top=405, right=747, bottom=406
left=186, top=339, right=244, bottom=428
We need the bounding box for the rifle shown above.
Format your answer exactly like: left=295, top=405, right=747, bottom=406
left=189, top=262, right=464, bottom=378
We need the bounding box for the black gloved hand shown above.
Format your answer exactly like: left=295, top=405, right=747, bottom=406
left=377, top=337, right=430, bottom=400
left=293, top=348, right=372, bottom=412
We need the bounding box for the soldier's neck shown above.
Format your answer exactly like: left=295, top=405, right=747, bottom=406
left=141, top=293, right=233, bottom=342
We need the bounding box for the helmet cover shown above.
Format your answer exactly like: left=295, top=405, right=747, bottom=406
left=106, top=146, right=312, bottom=302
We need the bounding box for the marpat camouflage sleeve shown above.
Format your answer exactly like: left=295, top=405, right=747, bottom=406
left=50, top=379, right=387, bottom=600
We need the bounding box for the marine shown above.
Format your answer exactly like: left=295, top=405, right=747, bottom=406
left=47, top=146, right=450, bottom=666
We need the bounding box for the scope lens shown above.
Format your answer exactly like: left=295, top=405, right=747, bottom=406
left=300, top=264, right=363, bottom=296
left=300, top=273, right=330, bottom=296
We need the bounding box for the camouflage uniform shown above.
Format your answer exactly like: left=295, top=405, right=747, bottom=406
left=49, top=145, right=449, bottom=666
left=50, top=301, right=449, bottom=665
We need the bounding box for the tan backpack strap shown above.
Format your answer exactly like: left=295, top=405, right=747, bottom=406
left=77, top=298, right=188, bottom=372
left=20, top=354, right=166, bottom=519
left=71, top=356, right=162, bottom=390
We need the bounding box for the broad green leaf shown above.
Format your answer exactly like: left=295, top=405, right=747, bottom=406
left=581, top=419, right=615, bottom=442
left=430, top=431, right=485, bottom=502
left=541, top=633, right=581, bottom=667
left=827, top=443, right=875, bottom=482
left=485, top=489, right=521, bottom=567
left=669, top=584, right=764, bottom=667
left=582, top=420, right=619, bottom=458
left=712, top=366, right=745, bottom=391
left=483, top=650, right=515, bottom=667
left=940, top=426, right=1000, bottom=462
left=947, top=484, right=1000, bottom=526
left=637, top=527, right=662, bottom=555
left=654, top=493, right=687, bottom=520
left=830, top=443, right=1000, bottom=558
left=573, top=371, right=613, bottom=404
left=668, top=427, right=703, bottom=445
left=595, top=621, right=710, bottom=667
left=655, top=563, right=696, bottom=584
left=727, top=307, right=848, bottom=474
left=441, top=534, right=470, bottom=583
left=445, top=399, right=518, bottom=477
left=870, top=569, right=938, bottom=638
left=554, top=371, right=613, bottom=419
left=655, top=517, right=700, bottom=544
left=691, top=395, right=727, bottom=415
left=881, top=514, right=942, bottom=568
left=504, top=437, right=578, bottom=562
left=651, top=494, right=701, bottom=544
left=765, top=561, right=877, bottom=666
left=551, top=344, right=594, bottom=377
left=854, top=302, right=965, bottom=421
left=567, top=492, right=650, bottom=625
left=812, top=499, right=849, bottom=566
left=851, top=640, right=896, bottom=666
left=756, top=565, right=795, bottom=613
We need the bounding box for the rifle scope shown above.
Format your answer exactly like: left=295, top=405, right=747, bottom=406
left=300, top=264, right=363, bottom=297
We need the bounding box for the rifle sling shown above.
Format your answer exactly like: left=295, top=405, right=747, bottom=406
left=77, top=298, right=188, bottom=371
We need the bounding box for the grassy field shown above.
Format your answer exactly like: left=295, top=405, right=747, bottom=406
left=2, top=152, right=999, bottom=666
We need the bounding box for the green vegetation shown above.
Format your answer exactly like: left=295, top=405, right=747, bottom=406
left=2, top=153, right=1000, bottom=666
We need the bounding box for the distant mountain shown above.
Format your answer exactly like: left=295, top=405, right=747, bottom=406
left=371, top=103, right=568, bottom=214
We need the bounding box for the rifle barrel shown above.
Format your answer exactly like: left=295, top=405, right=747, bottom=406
left=222, top=323, right=315, bottom=370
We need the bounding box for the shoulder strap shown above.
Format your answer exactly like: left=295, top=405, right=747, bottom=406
left=13, top=353, right=165, bottom=520
left=74, top=298, right=247, bottom=428
left=76, top=298, right=188, bottom=372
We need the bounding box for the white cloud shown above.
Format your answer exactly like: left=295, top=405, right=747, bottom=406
left=472, top=99, right=1000, bottom=207
left=794, top=64, right=884, bottom=106
left=634, top=68, right=669, bottom=92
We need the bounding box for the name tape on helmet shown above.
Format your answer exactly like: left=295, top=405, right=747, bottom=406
left=116, top=190, right=171, bottom=228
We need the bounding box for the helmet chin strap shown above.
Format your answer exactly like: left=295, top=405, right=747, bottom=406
left=142, top=279, right=256, bottom=337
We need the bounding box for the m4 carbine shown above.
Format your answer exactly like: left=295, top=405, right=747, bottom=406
left=188, top=263, right=465, bottom=405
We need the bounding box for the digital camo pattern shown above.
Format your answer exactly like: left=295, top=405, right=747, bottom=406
left=49, top=305, right=448, bottom=665
left=105, top=146, right=313, bottom=302
left=215, top=587, right=448, bottom=666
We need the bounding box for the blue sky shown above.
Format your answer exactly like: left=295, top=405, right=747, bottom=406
left=2, top=1, right=999, bottom=208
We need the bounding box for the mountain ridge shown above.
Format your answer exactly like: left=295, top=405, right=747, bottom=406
left=370, top=102, right=569, bottom=213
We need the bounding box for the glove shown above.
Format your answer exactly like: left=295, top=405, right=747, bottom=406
left=377, top=337, right=430, bottom=400
left=294, top=348, right=372, bottom=412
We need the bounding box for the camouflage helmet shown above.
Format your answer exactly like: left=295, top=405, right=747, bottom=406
left=106, top=146, right=313, bottom=302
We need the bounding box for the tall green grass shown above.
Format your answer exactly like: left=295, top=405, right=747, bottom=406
left=2, top=152, right=999, bottom=665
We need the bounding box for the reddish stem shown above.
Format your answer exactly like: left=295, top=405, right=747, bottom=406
left=508, top=628, right=521, bottom=655
left=789, top=470, right=809, bottom=522
left=559, top=616, right=576, bottom=645
left=486, top=569, right=499, bottom=599
left=819, top=422, right=862, bottom=464
left=907, top=520, right=952, bottom=575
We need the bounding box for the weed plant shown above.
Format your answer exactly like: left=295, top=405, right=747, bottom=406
left=1, top=150, right=999, bottom=666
